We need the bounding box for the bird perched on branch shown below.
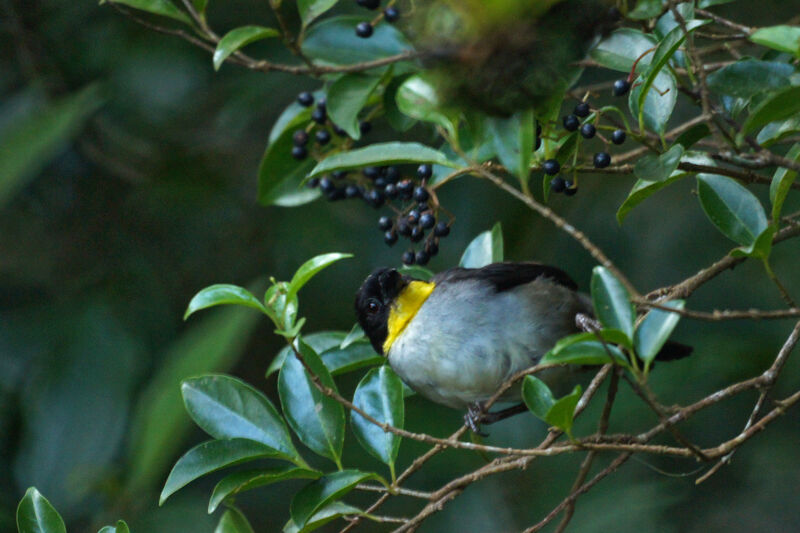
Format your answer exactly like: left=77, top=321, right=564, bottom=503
left=355, top=262, right=691, bottom=432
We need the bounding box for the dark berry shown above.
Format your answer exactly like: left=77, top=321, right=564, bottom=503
left=413, top=186, right=430, bottom=202
left=315, top=98, right=326, bottom=111
left=293, top=129, right=309, bottom=146
left=355, top=22, right=374, bottom=38
left=307, top=177, right=320, bottom=188
left=564, top=181, right=578, bottom=196
left=401, top=250, right=415, bottom=265
left=608, top=6, right=622, bottom=20
left=549, top=176, right=566, bottom=193
left=378, top=215, right=393, bottom=231
left=315, top=129, right=331, bottom=145
left=410, top=226, right=424, bottom=242
left=543, top=159, right=560, bottom=175
left=563, top=115, right=579, bottom=131
left=415, top=250, right=430, bottom=265
left=291, top=145, right=307, bottom=160
left=297, top=91, right=314, bottom=107
left=384, top=6, right=399, bottom=22
left=433, top=221, right=450, bottom=237
left=419, top=211, right=435, bottom=229
left=397, top=179, right=413, bottom=198
left=332, top=170, right=348, bottom=180
left=407, top=209, right=420, bottom=225
left=397, top=220, right=412, bottom=237
left=384, top=230, right=398, bottom=246
left=345, top=184, right=361, bottom=198
left=319, top=177, right=335, bottom=193
left=416, top=202, right=429, bottom=212
left=574, top=102, right=590, bottom=118
left=327, top=187, right=346, bottom=201
left=425, top=239, right=439, bottom=256
left=593, top=152, right=611, bottom=168
left=580, top=123, right=596, bottom=139
left=374, top=176, right=388, bottom=188
left=359, top=120, right=372, bottom=134
left=311, top=107, right=327, bottom=125
left=384, top=183, right=398, bottom=198
left=612, top=79, right=631, bottom=97
left=357, top=0, right=380, bottom=9
left=363, top=166, right=380, bottom=180
left=366, top=189, right=385, bottom=207
left=385, top=166, right=400, bottom=181
left=332, top=124, right=347, bottom=136
left=417, top=164, right=433, bottom=179
left=611, top=129, right=626, bottom=145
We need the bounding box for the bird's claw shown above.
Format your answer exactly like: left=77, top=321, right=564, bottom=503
left=464, top=403, right=490, bottom=436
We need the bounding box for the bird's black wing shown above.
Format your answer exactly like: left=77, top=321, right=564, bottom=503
left=432, top=262, right=578, bottom=292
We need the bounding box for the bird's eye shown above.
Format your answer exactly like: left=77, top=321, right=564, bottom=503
left=367, top=299, right=380, bottom=314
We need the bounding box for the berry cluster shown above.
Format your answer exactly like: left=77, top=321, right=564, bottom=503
left=354, top=1, right=400, bottom=38
left=547, top=79, right=631, bottom=196
left=291, top=92, right=371, bottom=160
left=308, top=163, right=451, bottom=266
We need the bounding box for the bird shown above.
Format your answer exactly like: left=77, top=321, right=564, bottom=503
left=355, top=262, right=691, bottom=432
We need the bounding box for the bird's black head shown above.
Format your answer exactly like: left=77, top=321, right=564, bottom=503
left=355, top=268, right=407, bottom=355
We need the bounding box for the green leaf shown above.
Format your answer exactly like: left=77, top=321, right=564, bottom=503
left=351, top=366, right=404, bottom=472
left=0, top=85, right=102, bottom=209
left=591, top=266, right=635, bottom=341
left=541, top=333, right=629, bottom=367
left=308, top=142, right=455, bottom=178
left=160, top=438, right=278, bottom=505
left=297, top=0, right=338, bottom=27
left=675, top=123, right=711, bottom=150
left=184, top=284, right=269, bottom=319
left=215, top=508, right=255, bottom=533
left=731, top=225, right=775, bottom=259
left=16, top=487, right=66, bottom=533
left=290, top=470, right=378, bottom=530
left=100, top=0, right=192, bottom=25
left=269, top=91, right=323, bottom=145
left=749, top=25, right=800, bottom=56
left=633, top=144, right=684, bottom=182
left=267, top=332, right=350, bottom=378
left=630, top=69, right=677, bottom=134
left=181, top=374, right=300, bottom=462
left=341, top=323, right=365, bottom=349
left=545, top=385, right=582, bottom=438
left=459, top=222, right=503, bottom=268
left=283, top=502, right=365, bottom=533
left=627, top=0, right=661, bottom=20
left=288, top=253, right=353, bottom=298
left=398, top=265, right=435, bottom=281
left=326, top=74, right=382, bottom=139
left=698, top=0, right=735, bottom=7
left=770, top=143, right=800, bottom=220
left=192, top=0, right=207, bottom=15
left=395, top=74, right=460, bottom=139
left=383, top=75, right=417, bottom=132
left=279, top=340, right=345, bottom=464
left=654, top=2, right=694, bottom=38
left=590, top=28, right=657, bottom=72
left=321, top=340, right=383, bottom=375
left=301, top=16, right=414, bottom=69
left=257, top=126, right=319, bottom=207
left=522, top=376, right=555, bottom=420
left=706, top=59, right=795, bottom=99
left=208, top=467, right=321, bottom=513
left=213, top=26, right=280, bottom=70
left=634, top=300, right=685, bottom=371
left=739, top=86, right=800, bottom=142
left=757, top=116, right=800, bottom=146
left=98, top=521, right=131, bottom=533
left=489, top=108, right=535, bottom=183
left=696, top=173, right=768, bottom=246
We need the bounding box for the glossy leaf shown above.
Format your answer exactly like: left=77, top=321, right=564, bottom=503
left=341, top=323, right=365, bottom=349
left=383, top=75, right=417, bottom=132
left=707, top=59, right=795, bottom=99
left=298, top=0, right=338, bottom=27
left=541, top=333, right=629, bottom=367
left=208, top=466, right=321, bottom=513
left=635, top=300, right=685, bottom=370
left=730, top=225, right=775, bottom=259
left=284, top=502, right=365, bottom=533
left=99, top=0, right=191, bottom=25
left=546, top=385, right=582, bottom=438
left=757, top=116, right=800, bottom=146
left=267, top=332, right=357, bottom=377
left=98, top=521, right=131, bottom=533
left=215, top=508, right=255, bottom=533
left=675, top=124, right=711, bottom=149
left=0, top=85, right=102, bottom=209
left=327, top=74, right=381, bottom=139
left=258, top=126, right=319, bottom=206
left=160, top=438, right=279, bottom=505
left=522, top=376, right=555, bottom=420
left=308, top=142, right=455, bottom=178
left=288, top=253, right=353, bottom=298
left=697, top=174, right=767, bottom=246
left=630, top=69, right=677, bottom=134
left=213, top=26, right=279, bottom=70
left=321, top=340, right=383, bottom=375
left=269, top=91, right=323, bottom=145
left=590, top=28, right=656, bottom=72
left=301, top=16, right=413, bottom=69
left=740, top=86, right=800, bottom=142
left=398, top=265, right=435, bottom=281
left=633, top=144, right=684, bottom=182
left=654, top=2, right=694, bottom=38
left=627, top=0, right=661, bottom=19
left=591, top=266, right=635, bottom=341
left=698, top=0, right=735, bottom=6
left=184, top=284, right=268, bottom=319
left=770, top=143, right=800, bottom=220
left=395, top=74, right=459, bottom=139
left=290, top=470, right=378, bottom=530
left=16, top=487, right=66, bottom=533
left=351, top=366, right=404, bottom=471
left=749, top=25, right=800, bottom=56
left=489, top=108, right=535, bottom=183
left=181, top=374, right=300, bottom=461
left=459, top=222, right=503, bottom=268
left=279, top=340, right=345, bottom=464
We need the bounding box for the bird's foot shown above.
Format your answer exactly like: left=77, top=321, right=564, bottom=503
left=464, top=403, right=490, bottom=436
left=576, top=313, right=602, bottom=333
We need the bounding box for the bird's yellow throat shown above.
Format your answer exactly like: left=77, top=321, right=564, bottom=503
left=383, top=280, right=435, bottom=354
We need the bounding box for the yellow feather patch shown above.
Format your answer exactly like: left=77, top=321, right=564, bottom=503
left=383, top=280, right=435, bottom=354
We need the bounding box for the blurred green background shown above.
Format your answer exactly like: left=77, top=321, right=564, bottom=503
left=2, top=1, right=799, bottom=531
